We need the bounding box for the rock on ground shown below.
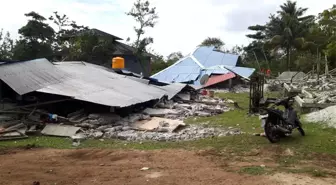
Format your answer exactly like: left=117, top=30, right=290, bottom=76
left=304, top=105, right=336, bottom=128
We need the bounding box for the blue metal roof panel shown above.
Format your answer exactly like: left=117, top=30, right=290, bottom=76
left=223, top=65, right=255, bottom=79
left=207, top=65, right=255, bottom=79
left=204, top=68, right=230, bottom=75
left=151, top=57, right=201, bottom=83
left=192, top=46, right=239, bottom=68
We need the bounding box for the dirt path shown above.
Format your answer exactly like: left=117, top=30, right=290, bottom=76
left=0, top=148, right=334, bottom=185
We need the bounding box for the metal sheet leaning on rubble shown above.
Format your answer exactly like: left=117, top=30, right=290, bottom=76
left=36, top=62, right=169, bottom=108
left=0, top=58, right=69, bottom=95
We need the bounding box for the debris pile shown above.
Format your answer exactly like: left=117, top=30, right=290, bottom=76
left=77, top=95, right=235, bottom=141
left=207, top=84, right=250, bottom=94
left=0, top=58, right=243, bottom=143
left=299, top=90, right=336, bottom=104
left=0, top=94, right=238, bottom=142
left=304, top=105, right=336, bottom=128
left=301, top=77, right=336, bottom=91
left=102, top=124, right=240, bottom=141
left=265, top=80, right=282, bottom=92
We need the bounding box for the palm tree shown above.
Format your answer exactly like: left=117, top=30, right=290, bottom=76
left=265, top=0, right=314, bottom=70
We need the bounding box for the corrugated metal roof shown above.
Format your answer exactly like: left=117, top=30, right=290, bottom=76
left=0, top=59, right=199, bottom=108
left=0, top=58, right=69, bottom=95
left=151, top=46, right=254, bottom=84
left=207, top=65, right=255, bottom=79
left=158, top=83, right=189, bottom=99
left=192, top=46, right=239, bottom=67
left=151, top=57, right=201, bottom=83
left=37, top=62, right=168, bottom=108
left=204, top=73, right=236, bottom=87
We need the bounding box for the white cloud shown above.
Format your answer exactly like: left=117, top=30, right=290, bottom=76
left=0, top=0, right=334, bottom=57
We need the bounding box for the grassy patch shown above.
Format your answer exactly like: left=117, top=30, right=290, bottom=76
left=239, top=166, right=268, bottom=175
left=186, top=92, right=283, bottom=133
left=276, top=156, right=300, bottom=167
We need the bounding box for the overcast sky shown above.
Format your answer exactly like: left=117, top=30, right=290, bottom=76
left=0, top=0, right=334, bottom=57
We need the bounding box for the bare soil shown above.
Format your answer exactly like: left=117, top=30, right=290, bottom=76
left=0, top=148, right=335, bottom=185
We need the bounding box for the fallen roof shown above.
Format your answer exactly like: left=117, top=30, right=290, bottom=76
left=36, top=61, right=169, bottom=107
left=151, top=46, right=255, bottom=84
left=205, top=65, right=255, bottom=80
left=0, top=59, right=69, bottom=95
left=158, top=83, right=194, bottom=99
left=204, top=73, right=236, bottom=87
left=0, top=59, right=195, bottom=108
left=193, top=46, right=239, bottom=67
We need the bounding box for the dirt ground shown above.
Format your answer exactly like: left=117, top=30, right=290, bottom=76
left=0, top=148, right=335, bottom=185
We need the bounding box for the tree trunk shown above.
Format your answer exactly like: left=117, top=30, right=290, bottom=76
left=317, top=49, right=320, bottom=84
left=325, top=55, right=329, bottom=78
left=286, top=47, right=290, bottom=71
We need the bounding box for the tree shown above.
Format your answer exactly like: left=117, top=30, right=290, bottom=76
left=127, top=0, right=158, bottom=55
left=13, top=11, right=55, bottom=60
left=48, top=11, right=90, bottom=61
left=200, top=37, right=225, bottom=49
left=265, top=1, right=315, bottom=70
left=167, top=51, right=183, bottom=61
left=246, top=1, right=315, bottom=71
left=68, top=32, right=115, bottom=63
left=0, top=29, right=14, bottom=60
left=49, top=12, right=89, bottom=52
left=318, top=5, right=336, bottom=62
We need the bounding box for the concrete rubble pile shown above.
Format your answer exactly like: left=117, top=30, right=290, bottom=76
left=0, top=93, right=240, bottom=142
left=207, top=84, right=250, bottom=94
left=299, top=91, right=336, bottom=104
left=290, top=76, right=336, bottom=104
left=300, top=77, right=336, bottom=91
left=74, top=94, right=237, bottom=141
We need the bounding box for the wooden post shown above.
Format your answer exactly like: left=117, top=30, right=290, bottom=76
left=325, top=55, right=329, bottom=78
left=317, top=49, right=320, bottom=84
left=0, top=81, right=2, bottom=101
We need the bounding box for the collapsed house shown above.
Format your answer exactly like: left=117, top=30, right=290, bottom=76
left=0, top=59, right=240, bottom=142
left=151, top=46, right=256, bottom=89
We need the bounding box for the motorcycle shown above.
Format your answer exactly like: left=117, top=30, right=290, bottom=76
left=259, top=95, right=305, bottom=143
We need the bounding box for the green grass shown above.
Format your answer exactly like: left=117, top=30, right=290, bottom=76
left=239, top=166, right=268, bottom=175
left=185, top=91, right=283, bottom=132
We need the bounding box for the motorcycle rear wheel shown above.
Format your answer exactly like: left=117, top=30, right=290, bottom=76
left=264, top=119, right=280, bottom=143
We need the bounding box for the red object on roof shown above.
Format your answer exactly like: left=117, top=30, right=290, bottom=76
left=204, top=72, right=236, bottom=87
